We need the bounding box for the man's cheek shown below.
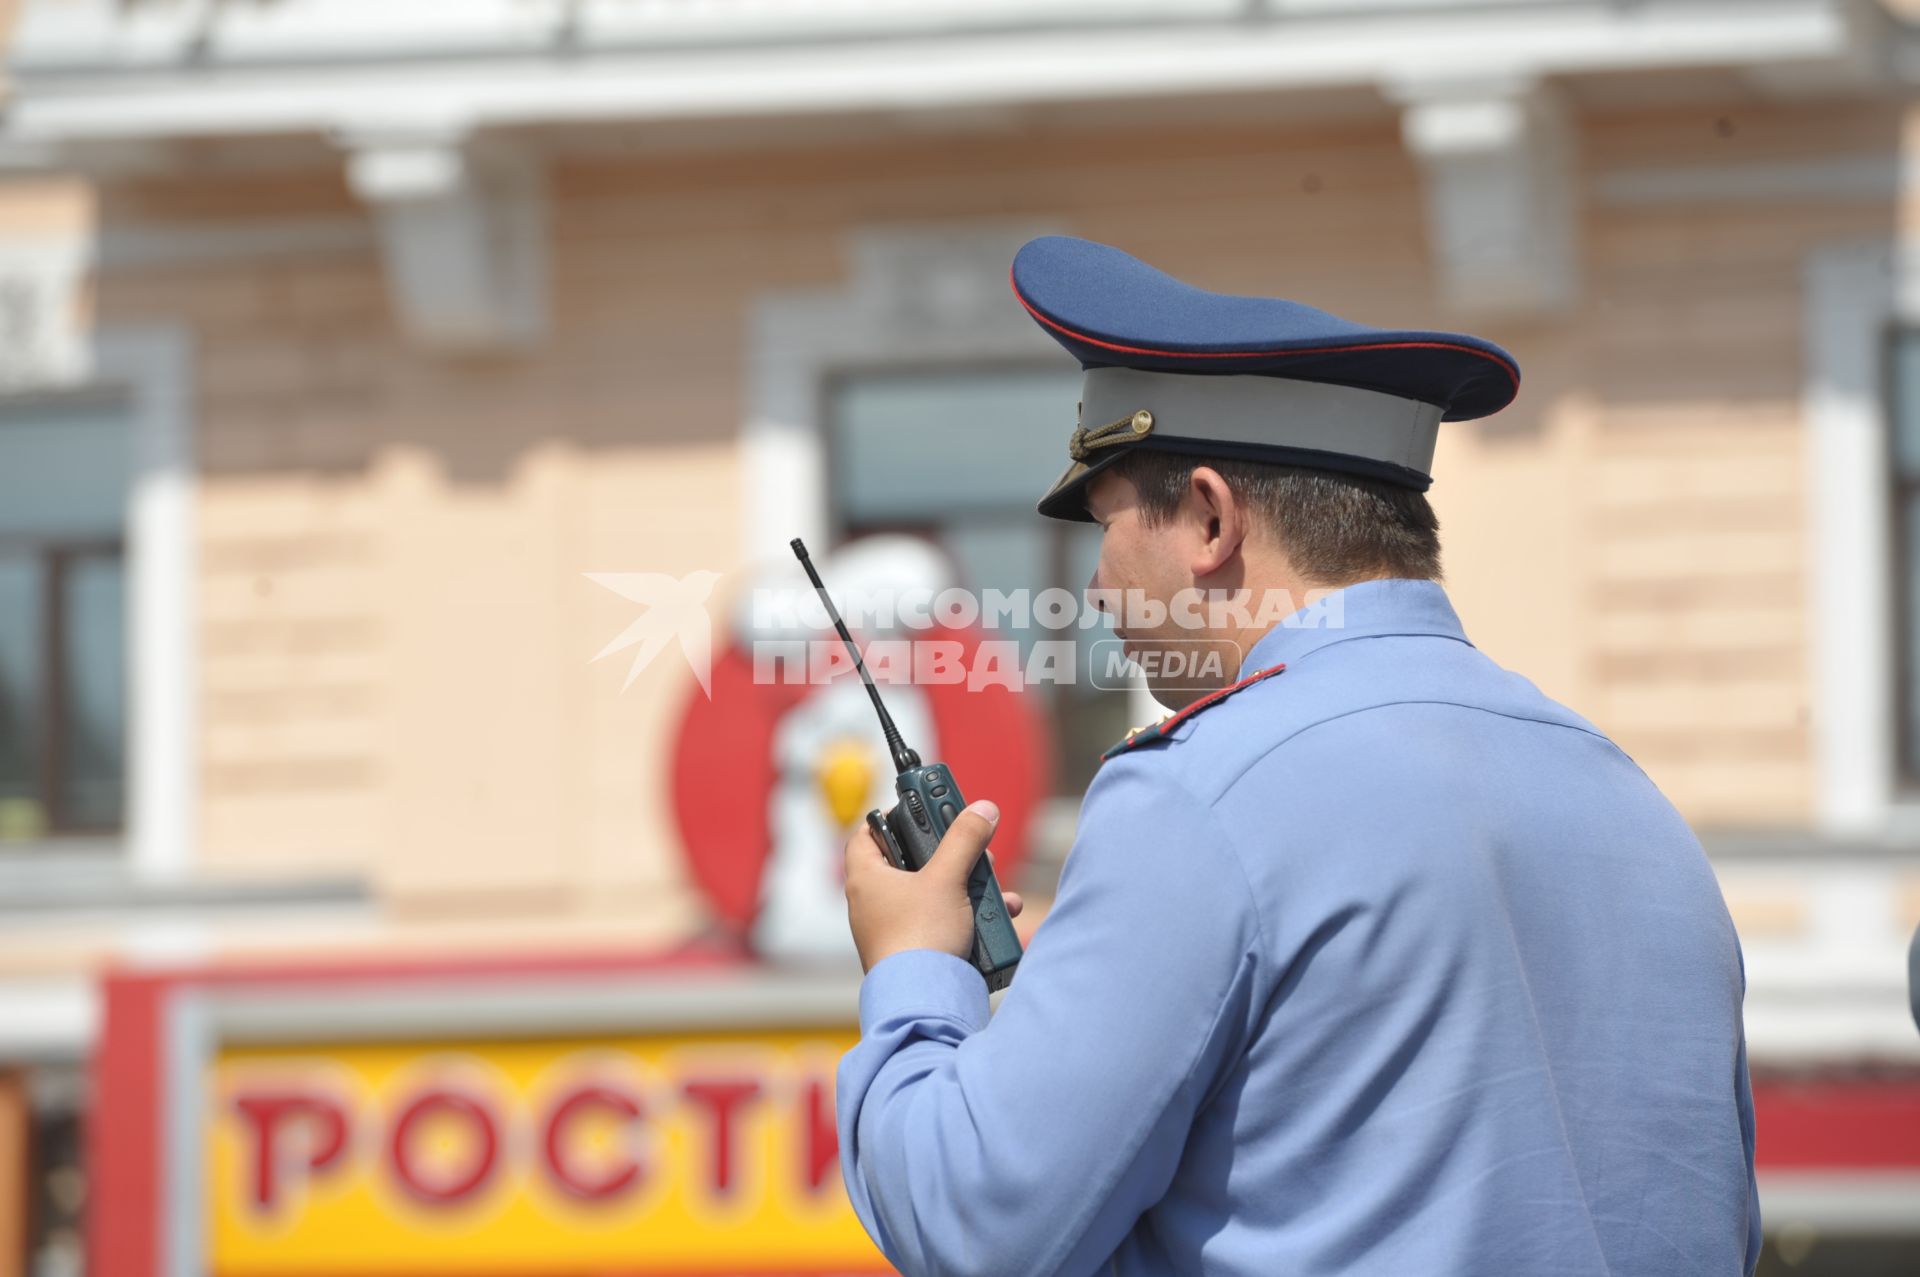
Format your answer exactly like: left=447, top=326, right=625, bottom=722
left=1101, top=530, right=1129, bottom=579
left=1107, top=540, right=1141, bottom=598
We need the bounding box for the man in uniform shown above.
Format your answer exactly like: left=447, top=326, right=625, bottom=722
left=832, top=236, right=1762, bottom=1277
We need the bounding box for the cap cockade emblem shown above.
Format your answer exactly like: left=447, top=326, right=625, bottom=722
left=1068, top=408, right=1155, bottom=463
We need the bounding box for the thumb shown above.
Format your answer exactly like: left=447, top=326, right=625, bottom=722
left=928, top=800, right=999, bottom=883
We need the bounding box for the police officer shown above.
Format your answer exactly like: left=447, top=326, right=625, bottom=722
left=835, top=236, right=1761, bottom=1277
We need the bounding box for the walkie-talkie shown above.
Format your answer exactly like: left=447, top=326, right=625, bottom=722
left=792, top=538, right=1023, bottom=992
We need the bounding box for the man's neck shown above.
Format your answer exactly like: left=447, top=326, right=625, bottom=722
left=1216, top=569, right=1402, bottom=683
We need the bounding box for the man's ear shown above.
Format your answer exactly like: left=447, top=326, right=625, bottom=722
left=1185, top=465, right=1246, bottom=577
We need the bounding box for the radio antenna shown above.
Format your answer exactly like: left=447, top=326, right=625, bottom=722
left=791, top=538, right=920, bottom=773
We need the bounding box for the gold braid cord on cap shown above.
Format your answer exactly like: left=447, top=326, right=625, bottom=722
left=1068, top=408, right=1155, bottom=462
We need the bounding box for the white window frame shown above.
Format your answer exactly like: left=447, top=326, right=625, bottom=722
left=743, top=221, right=1066, bottom=560
left=0, top=325, right=197, bottom=882
left=1803, top=239, right=1920, bottom=838
left=743, top=220, right=1163, bottom=732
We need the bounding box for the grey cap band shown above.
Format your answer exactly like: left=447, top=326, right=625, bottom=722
left=1036, top=367, right=1446, bottom=522
left=1082, top=367, right=1443, bottom=474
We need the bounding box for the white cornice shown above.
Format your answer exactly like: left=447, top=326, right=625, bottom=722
left=0, top=0, right=1881, bottom=147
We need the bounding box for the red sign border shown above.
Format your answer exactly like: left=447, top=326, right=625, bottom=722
left=89, top=945, right=892, bottom=1277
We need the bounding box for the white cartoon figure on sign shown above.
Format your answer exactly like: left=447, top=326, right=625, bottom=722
left=745, top=537, right=950, bottom=965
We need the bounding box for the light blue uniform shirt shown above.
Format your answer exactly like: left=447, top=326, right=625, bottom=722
left=838, top=578, right=1761, bottom=1277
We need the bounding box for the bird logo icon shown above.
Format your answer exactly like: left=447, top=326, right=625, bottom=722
left=585, top=570, right=723, bottom=695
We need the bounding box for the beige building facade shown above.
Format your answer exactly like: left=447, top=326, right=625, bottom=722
left=0, top=1, right=1917, bottom=1274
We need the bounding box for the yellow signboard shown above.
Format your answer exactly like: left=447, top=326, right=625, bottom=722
left=206, top=1029, right=890, bottom=1276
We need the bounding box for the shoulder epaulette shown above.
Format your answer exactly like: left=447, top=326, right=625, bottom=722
left=1100, top=663, right=1286, bottom=761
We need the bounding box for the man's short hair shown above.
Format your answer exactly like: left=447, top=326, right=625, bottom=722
left=1110, top=450, right=1443, bottom=584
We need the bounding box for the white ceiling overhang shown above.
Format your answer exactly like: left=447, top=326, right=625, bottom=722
left=1, top=0, right=1892, bottom=144
left=0, top=0, right=1899, bottom=343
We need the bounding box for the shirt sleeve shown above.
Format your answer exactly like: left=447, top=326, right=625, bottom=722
left=835, top=761, right=1265, bottom=1277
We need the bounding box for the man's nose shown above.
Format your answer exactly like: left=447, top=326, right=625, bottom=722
left=1085, top=563, right=1107, bottom=610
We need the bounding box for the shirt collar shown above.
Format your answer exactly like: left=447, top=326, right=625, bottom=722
left=1240, top=577, right=1472, bottom=673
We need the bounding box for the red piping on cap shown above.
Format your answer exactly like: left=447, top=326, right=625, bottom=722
left=1010, top=269, right=1521, bottom=394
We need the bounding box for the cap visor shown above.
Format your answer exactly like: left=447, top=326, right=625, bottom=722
left=1035, top=454, right=1125, bottom=523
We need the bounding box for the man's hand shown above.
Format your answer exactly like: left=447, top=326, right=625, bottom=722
left=844, top=799, right=1025, bottom=973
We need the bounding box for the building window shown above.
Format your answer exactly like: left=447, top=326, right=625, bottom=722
left=0, top=398, right=129, bottom=843
left=829, top=366, right=1132, bottom=794
left=28, top=1099, right=85, bottom=1277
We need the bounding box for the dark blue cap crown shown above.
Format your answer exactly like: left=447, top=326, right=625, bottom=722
left=1011, top=236, right=1518, bottom=420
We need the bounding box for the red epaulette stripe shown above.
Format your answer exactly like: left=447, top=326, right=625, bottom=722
left=1009, top=270, right=1521, bottom=391
left=1101, top=662, right=1287, bottom=761
left=1156, top=662, right=1287, bottom=735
